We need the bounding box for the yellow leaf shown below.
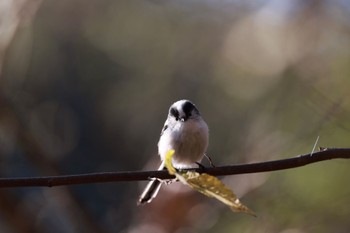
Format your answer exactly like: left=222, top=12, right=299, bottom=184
left=182, top=171, right=256, bottom=216
left=164, top=149, right=176, bottom=175
left=164, top=150, right=256, bottom=216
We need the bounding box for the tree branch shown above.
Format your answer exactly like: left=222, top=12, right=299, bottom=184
left=0, top=147, right=349, bottom=188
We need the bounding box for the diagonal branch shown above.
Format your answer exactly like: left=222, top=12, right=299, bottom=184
left=0, top=147, right=349, bottom=188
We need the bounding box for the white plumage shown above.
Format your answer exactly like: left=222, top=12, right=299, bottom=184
left=138, top=100, right=209, bottom=204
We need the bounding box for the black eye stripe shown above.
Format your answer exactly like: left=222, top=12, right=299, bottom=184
left=170, top=107, right=179, bottom=119
left=183, top=101, right=198, bottom=116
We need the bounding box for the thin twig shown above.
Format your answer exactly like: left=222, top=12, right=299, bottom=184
left=311, top=136, right=320, bottom=155
left=0, top=147, right=349, bottom=188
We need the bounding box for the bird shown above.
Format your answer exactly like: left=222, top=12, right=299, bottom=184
left=138, top=99, right=209, bottom=204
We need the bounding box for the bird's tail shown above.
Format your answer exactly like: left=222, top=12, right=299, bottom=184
left=137, top=162, right=164, bottom=205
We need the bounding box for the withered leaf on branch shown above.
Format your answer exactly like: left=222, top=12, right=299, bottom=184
left=165, top=150, right=256, bottom=216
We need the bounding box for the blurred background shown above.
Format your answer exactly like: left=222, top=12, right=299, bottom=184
left=1, top=0, right=350, bottom=232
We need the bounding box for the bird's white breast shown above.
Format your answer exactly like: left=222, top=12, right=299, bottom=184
left=158, top=118, right=208, bottom=168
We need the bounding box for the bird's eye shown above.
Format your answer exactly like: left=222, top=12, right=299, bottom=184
left=170, top=107, right=179, bottom=120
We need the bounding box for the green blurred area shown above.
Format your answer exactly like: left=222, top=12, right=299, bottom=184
left=0, top=0, right=350, bottom=232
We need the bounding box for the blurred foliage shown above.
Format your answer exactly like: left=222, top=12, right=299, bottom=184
left=0, top=0, right=350, bottom=232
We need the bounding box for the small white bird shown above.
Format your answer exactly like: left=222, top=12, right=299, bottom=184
left=138, top=99, right=209, bottom=204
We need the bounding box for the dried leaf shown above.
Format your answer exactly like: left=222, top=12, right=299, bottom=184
left=164, top=149, right=176, bottom=175
left=164, top=150, right=256, bottom=216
